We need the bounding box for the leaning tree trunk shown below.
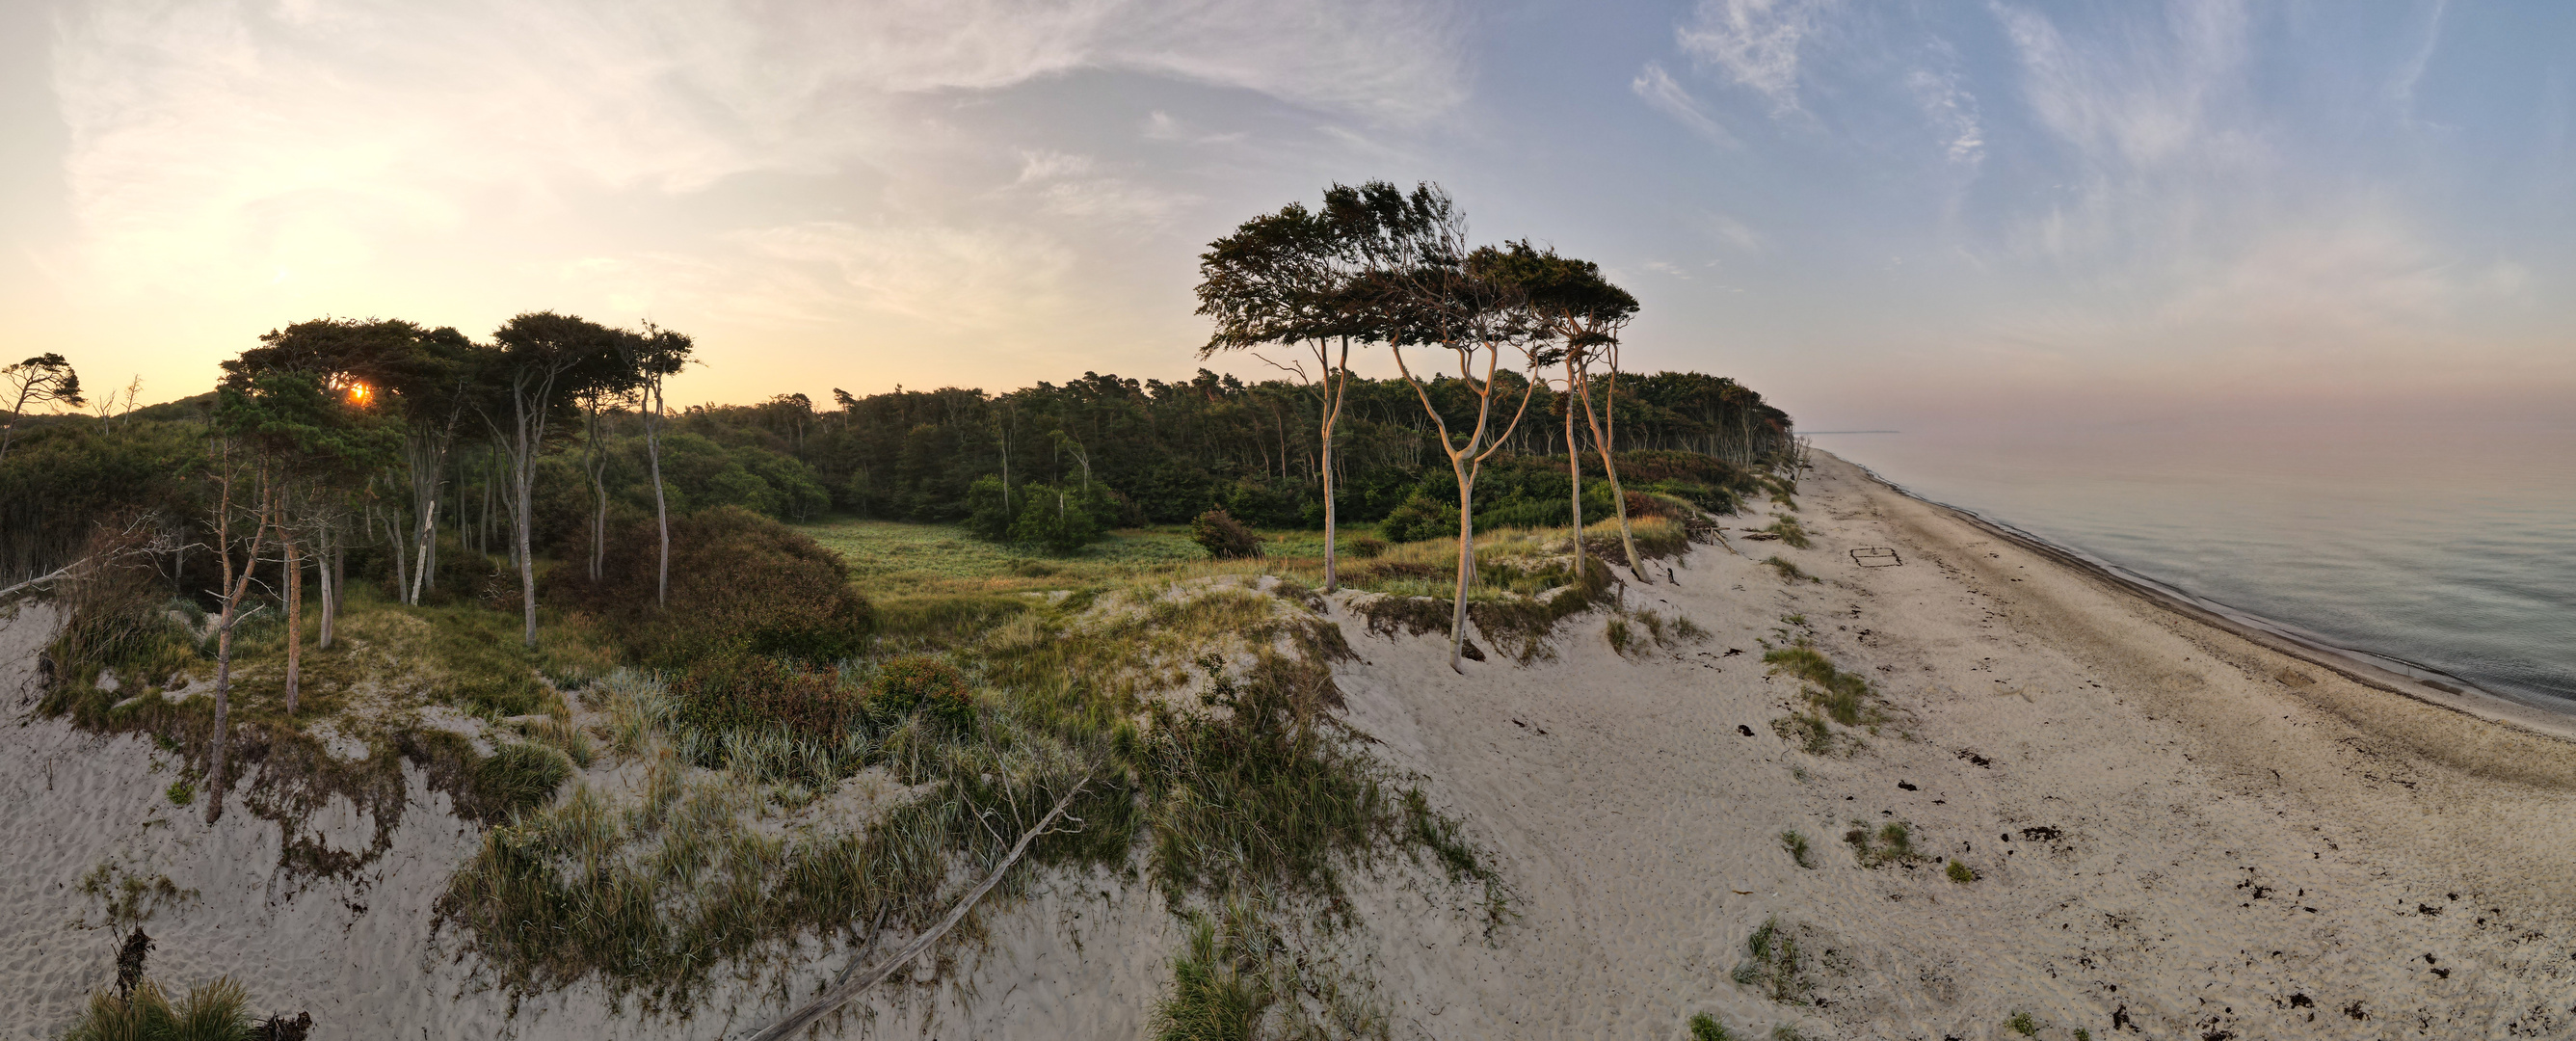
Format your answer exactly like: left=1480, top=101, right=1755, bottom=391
left=1563, top=367, right=1583, bottom=575
left=1578, top=368, right=1646, bottom=582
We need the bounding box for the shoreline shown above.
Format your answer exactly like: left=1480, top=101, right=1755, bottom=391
left=1821, top=449, right=2576, bottom=745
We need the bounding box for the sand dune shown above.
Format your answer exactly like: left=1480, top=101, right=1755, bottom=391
left=6, top=450, right=2573, bottom=1039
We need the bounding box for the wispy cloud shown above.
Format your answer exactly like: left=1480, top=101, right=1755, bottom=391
left=48, top=0, right=1469, bottom=302
left=1675, top=0, right=1833, bottom=115
left=1907, top=67, right=1984, bottom=166
left=1631, top=63, right=1736, bottom=146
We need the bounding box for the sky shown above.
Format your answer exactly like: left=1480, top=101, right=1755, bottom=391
left=3, top=0, right=2570, bottom=431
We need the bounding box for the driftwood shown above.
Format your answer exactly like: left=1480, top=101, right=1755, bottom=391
left=742, top=778, right=1089, bottom=1041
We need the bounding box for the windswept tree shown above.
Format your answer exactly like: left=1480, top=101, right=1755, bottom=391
left=195, top=430, right=274, bottom=824
left=1347, top=181, right=1559, bottom=671
left=212, top=367, right=397, bottom=713
left=232, top=318, right=484, bottom=606
left=481, top=312, right=625, bottom=647
left=626, top=323, right=693, bottom=607
left=1485, top=242, right=1644, bottom=578
left=2, top=353, right=84, bottom=465
left=1195, top=194, right=1368, bottom=591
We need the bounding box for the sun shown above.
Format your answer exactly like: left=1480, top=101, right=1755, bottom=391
left=347, top=382, right=374, bottom=406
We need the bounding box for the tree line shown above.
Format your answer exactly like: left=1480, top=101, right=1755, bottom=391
left=3, top=179, right=1799, bottom=751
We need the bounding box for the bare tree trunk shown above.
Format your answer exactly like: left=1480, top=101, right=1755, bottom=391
left=282, top=528, right=303, bottom=715
left=409, top=498, right=438, bottom=604
left=648, top=381, right=671, bottom=608
left=316, top=520, right=334, bottom=651
left=1564, top=367, right=1583, bottom=574
left=1317, top=337, right=1349, bottom=595
left=205, top=454, right=272, bottom=825
left=1576, top=362, right=1645, bottom=582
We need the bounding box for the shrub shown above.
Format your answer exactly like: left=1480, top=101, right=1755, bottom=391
left=870, top=654, right=973, bottom=728
left=2007, top=1010, right=2039, bottom=1036
left=474, top=743, right=571, bottom=819
left=1377, top=494, right=1457, bottom=544
left=1190, top=509, right=1261, bottom=560
left=63, top=976, right=254, bottom=1041
left=1011, top=483, right=1107, bottom=554
left=672, top=654, right=855, bottom=739
left=1946, top=859, right=1978, bottom=883
left=562, top=505, right=872, bottom=667
left=1689, top=1011, right=1732, bottom=1041
left=1342, top=534, right=1387, bottom=559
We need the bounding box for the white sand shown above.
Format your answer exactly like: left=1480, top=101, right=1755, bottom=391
left=7, top=449, right=2574, bottom=1039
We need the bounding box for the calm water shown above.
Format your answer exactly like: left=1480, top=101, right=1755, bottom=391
left=1810, top=419, right=2576, bottom=714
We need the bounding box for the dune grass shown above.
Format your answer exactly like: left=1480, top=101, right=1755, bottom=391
left=438, top=577, right=1504, bottom=1013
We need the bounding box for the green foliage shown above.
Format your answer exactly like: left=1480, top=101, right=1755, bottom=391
left=1154, top=910, right=1269, bottom=1041
left=166, top=780, right=195, bottom=807
left=1377, top=494, right=1457, bottom=544
left=1191, top=509, right=1261, bottom=559
left=2007, top=1010, right=2039, bottom=1036
left=1342, top=534, right=1387, bottom=559
left=474, top=743, right=571, bottom=819
left=564, top=505, right=872, bottom=667
left=1688, top=1012, right=1732, bottom=1041
left=1946, top=859, right=1977, bottom=883
left=1008, top=482, right=1113, bottom=554
left=671, top=654, right=855, bottom=748
left=868, top=655, right=974, bottom=729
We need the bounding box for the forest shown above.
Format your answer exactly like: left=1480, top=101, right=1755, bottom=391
left=2, top=352, right=1792, bottom=590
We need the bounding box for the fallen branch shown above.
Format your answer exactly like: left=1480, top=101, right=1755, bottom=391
left=742, top=777, right=1090, bottom=1041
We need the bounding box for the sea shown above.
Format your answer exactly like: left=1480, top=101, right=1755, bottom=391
left=1809, top=417, right=2576, bottom=717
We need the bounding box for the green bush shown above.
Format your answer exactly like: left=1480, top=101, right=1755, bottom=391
left=1342, top=534, right=1387, bottom=559
left=673, top=654, right=854, bottom=739
left=1378, top=494, right=1458, bottom=544
left=1689, top=1012, right=1732, bottom=1041
left=564, top=505, right=873, bottom=667
left=869, top=654, right=973, bottom=728
left=1190, top=509, right=1261, bottom=559
left=1010, top=483, right=1111, bottom=554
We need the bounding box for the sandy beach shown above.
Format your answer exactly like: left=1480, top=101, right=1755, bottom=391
left=6, top=448, right=2574, bottom=1039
